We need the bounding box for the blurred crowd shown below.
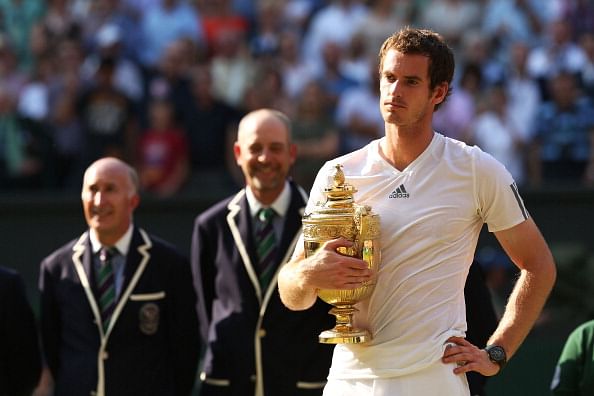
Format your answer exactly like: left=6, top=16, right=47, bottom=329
left=1, top=0, right=594, bottom=197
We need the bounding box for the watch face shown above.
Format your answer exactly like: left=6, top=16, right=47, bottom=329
left=487, top=345, right=506, bottom=365
left=489, top=347, right=505, bottom=361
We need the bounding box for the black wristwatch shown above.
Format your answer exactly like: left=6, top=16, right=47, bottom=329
left=484, top=345, right=507, bottom=370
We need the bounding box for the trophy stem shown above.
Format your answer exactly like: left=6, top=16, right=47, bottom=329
left=319, top=304, right=371, bottom=344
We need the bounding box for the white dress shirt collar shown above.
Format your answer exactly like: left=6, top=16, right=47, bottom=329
left=89, top=224, right=134, bottom=256
left=246, top=180, right=291, bottom=218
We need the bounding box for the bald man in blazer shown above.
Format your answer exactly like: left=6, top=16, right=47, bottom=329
left=191, top=109, right=334, bottom=396
left=39, top=157, right=200, bottom=396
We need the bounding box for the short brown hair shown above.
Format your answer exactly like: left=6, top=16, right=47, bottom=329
left=379, top=28, right=455, bottom=110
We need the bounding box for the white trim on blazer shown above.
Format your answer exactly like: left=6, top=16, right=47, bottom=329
left=72, top=228, right=152, bottom=396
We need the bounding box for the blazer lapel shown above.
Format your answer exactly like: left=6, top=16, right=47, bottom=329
left=277, top=181, right=307, bottom=255
left=121, top=228, right=144, bottom=290
left=226, top=190, right=263, bottom=303
left=105, top=227, right=152, bottom=337
left=71, top=232, right=103, bottom=335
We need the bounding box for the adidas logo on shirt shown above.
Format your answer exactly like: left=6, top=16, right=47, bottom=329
left=389, top=184, right=409, bottom=199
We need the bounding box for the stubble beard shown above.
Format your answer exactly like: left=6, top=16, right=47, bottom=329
left=251, top=171, right=282, bottom=192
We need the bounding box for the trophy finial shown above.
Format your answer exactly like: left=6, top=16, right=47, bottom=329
left=332, top=164, right=345, bottom=188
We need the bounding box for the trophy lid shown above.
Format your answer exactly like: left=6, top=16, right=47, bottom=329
left=302, top=163, right=380, bottom=243
left=321, top=164, right=357, bottom=209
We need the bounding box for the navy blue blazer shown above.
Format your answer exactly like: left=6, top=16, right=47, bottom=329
left=0, top=266, right=42, bottom=396
left=191, top=181, right=335, bottom=396
left=39, top=227, right=200, bottom=396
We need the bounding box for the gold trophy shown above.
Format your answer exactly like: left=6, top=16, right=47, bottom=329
left=302, top=164, right=380, bottom=344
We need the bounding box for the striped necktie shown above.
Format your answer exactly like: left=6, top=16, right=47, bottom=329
left=97, top=247, right=117, bottom=332
left=255, top=208, right=278, bottom=290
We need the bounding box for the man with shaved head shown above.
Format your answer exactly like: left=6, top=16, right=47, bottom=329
left=39, top=157, right=200, bottom=396
left=191, top=109, right=334, bottom=396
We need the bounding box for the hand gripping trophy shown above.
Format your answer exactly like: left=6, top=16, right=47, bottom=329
left=302, top=164, right=380, bottom=344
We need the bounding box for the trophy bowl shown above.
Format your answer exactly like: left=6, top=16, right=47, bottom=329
left=302, top=164, right=380, bottom=344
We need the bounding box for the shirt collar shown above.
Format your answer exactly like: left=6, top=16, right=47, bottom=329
left=246, top=180, right=291, bottom=218
left=89, top=224, right=133, bottom=256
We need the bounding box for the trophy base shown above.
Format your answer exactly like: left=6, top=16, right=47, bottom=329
left=319, top=328, right=371, bottom=344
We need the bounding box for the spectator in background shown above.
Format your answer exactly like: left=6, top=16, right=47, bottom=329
left=468, top=84, right=529, bottom=185
left=291, top=80, right=339, bottom=191
left=45, top=38, right=86, bottom=189
left=528, top=71, right=594, bottom=187
left=551, top=319, right=594, bottom=395
left=341, top=32, right=373, bottom=85
left=301, top=0, right=368, bottom=72
left=503, top=40, right=541, bottom=146
left=481, top=0, right=544, bottom=63
left=47, top=67, right=85, bottom=189
left=0, top=35, right=29, bottom=99
left=143, top=39, right=195, bottom=130
left=314, top=41, right=359, bottom=114
left=209, top=28, right=256, bottom=108
left=137, top=97, right=189, bottom=197
left=0, top=265, right=42, bottom=396
left=355, top=0, right=409, bottom=61
left=191, top=109, right=334, bottom=395
left=41, top=0, right=81, bottom=46
left=28, top=22, right=53, bottom=66
left=77, top=55, right=138, bottom=164
left=0, top=84, right=46, bottom=189
left=82, top=0, right=144, bottom=64
left=231, top=0, right=258, bottom=26
left=0, top=0, right=45, bottom=70
left=281, top=0, right=324, bottom=35
left=433, top=62, right=483, bottom=142
left=77, top=0, right=140, bottom=63
left=197, top=0, right=249, bottom=58
left=51, top=36, right=84, bottom=79
left=277, top=30, right=316, bottom=99
left=14, top=51, right=57, bottom=187
left=81, top=24, right=144, bottom=104
left=39, top=157, right=200, bottom=395
left=181, top=64, right=241, bottom=194
left=562, top=0, right=594, bottom=42
left=138, top=0, right=204, bottom=71
left=17, top=52, right=54, bottom=125
left=459, top=31, right=505, bottom=87
left=248, top=0, right=283, bottom=60
left=241, top=65, right=294, bottom=117
left=526, top=18, right=587, bottom=100
left=419, top=0, right=482, bottom=55
left=334, top=61, right=383, bottom=153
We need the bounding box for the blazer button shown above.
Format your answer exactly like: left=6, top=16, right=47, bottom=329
left=258, top=329, right=266, bottom=338
left=102, top=351, right=109, bottom=360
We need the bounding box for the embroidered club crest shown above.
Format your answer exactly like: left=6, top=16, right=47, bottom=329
left=139, top=303, right=159, bottom=335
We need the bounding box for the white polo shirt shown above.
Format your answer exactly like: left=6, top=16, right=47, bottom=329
left=305, top=133, right=528, bottom=380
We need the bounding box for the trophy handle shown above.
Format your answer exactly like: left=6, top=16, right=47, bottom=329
left=354, top=205, right=368, bottom=242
